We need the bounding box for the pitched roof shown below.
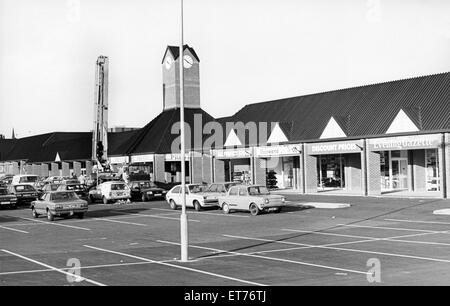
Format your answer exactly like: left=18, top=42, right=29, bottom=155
left=161, top=44, right=200, bottom=63
left=219, top=72, right=450, bottom=143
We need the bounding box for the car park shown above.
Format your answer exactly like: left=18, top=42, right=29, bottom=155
left=203, top=182, right=239, bottom=201
left=129, top=180, right=167, bottom=202
left=0, top=187, right=17, bottom=209
left=56, top=183, right=88, bottom=200
left=30, top=191, right=88, bottom=221
left=218, top=185, right=286, bottom=216
left=88, top=181, right=131, bottom=204
left=165, top=184, right=218, bottom=211
left=8, top=184, right=39, bottom=205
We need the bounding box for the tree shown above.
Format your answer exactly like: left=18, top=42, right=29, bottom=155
left=266, top=170, right=278, bottom=189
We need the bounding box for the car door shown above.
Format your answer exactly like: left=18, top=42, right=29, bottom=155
left=93, top=185, right=102, bottom=200
left=35, top=193, right=48, bottom=213
left=226, top=186, right=239, bottom=208
left=130, top=182, right=140, bottom=199
left=170, top=186, right=181, bottom=205
left=237, top=187, right=249, bottom=210
left=184, top=186, right=194, bottom=207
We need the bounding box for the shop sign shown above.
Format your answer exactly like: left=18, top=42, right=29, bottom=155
left=165, top=153, right=190, bottom=161
left=213, top=148, right=252, bottom=159
left=368, top=134, right=441, bottom=151
left=109, top=156, right=129, bottom=164
left=254, top=144, right=302, bottom=157
left=130, top=154, right=154, bottom=163
left=306, top=140, right=363, bottom=155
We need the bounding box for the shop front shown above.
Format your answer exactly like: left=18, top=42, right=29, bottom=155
left=128, top=154, right=153, bottom=180
left=254, top=144, right=302, bottom=189
left=109, top=156, right=130, bottom=176
left=368, top=134, right=444, bottom=196
left=212, top=148, right=253, bottom=184
left=164, top=153, right=190, bottom=183
left=304, top=140, right=364, bottom=194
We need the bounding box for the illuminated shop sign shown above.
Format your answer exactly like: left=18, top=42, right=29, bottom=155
left=368, top=134, right=441, bottom=151
left=254, top=144, right=302, bottom=157
left=164, top=153, right=190, bottom=161
left=130, top=154, right=154, bottom=163
left=108, top=156, right=129, bottom=164
left=213, top=148, right=252, bottom=159
left=306, top=140, right=363, bottom=155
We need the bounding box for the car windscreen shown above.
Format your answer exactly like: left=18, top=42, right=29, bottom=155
left=224, top=183, right=238, bottom=191
left=111, top=184, right=126, bottom=191
left=19, top=176, right=38, bottom=183
left=51, top=192, right=78, bottom=201
left=189, top=185, right=206, bottom=193
left=15, top=185, right=36, bottom=192
left=248, top=186, right=270, bottom=196
left=0, top=189, right=8, bottom=195
left=138, top=182, right=151, bottom=188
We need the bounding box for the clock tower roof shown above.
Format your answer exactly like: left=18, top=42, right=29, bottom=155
left=161, top=44, right=200, bottom=64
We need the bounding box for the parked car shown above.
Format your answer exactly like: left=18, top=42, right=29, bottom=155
left=218, top=185, right=286, bottom=216
left=40, top=183, right=60, bottom=195
left=154, top=181, right=181, bottom=191
left=0, top=187, right=18, bottom=209
left=8, top=184, right=39, bottom=205
left=0, top=174, right=14, bottom=186
left=165, top=184, right=218, bottom=211
left=31, top=191, right=88, bottom=221
left=203, top=182, right=239, bottom=201
left=42, top=176, right=70, bottom=185
left=88, top=181, right=130, bottom=204
left=129, top=180, right=167, bottom=202
left=11, top=174, right=40, bottom=189
left=57, top=183, right=88, bottom=201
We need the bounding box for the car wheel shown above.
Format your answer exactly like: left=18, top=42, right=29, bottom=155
left=222, top=203, right=230, bottom=214
left=193, top=201, right=201, bottom=212
left=102, top=196, right=109, bottom=204
left=47, top=210, right=54, bottom=221
left=169, top=200, right=177, bottom=210
left=141, top=194, right=147, bottom=202
left=274, top=207, right=282, bottom=213
left=249, top=203, right=260, bottom=216
left=32, top=207, right=39, bottom=218
left=11, top=204, right=17, bottom=210
left=76, top=213, right=84, bottom=219
left=88, top=196, right=94, bottom=204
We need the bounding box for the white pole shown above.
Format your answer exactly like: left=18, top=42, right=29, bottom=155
left=179, top=0, right=189, bottom=262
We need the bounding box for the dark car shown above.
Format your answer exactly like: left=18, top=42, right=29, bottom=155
left=8, top=184, right=39, bottom=205
left=153, top=181, right=180, bottom=191
left=57, top=183, right=88, bottom=201
left=129, top=181, right=167, bottom=202
left=0, top=187, right=18, bottom=209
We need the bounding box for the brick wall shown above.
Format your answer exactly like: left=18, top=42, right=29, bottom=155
left=191, top=154, right=203, bottom=184
left=40, top=164, right=49, bottom=177
left=50, top=163, right=59, bottom=177
left=213, top=158, right=225, bottom=182
left=254, top=158, right=267, bottom=186
left=367, top=150, right=381, bottom=196
left=85, top=161, right=93, bottom=178
left=346, top=153, right=362, bottom=192
left=413, top=149, right=426, bottom=192
left=62, top=162, right=70, bottom=177
left=202, top=154, right=212, bottom=183
left=304, top=154, right=317, bottom=193
left=445, top=133, right=449, bottom=198
left=154, top=154, right=165, bottom=182
left=73, top=162, right=81, bottom=177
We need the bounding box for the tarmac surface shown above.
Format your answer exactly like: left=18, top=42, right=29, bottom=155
left=1, top=193, right=450, bottom=286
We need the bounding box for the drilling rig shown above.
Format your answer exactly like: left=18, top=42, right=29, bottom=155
left=92, top=56, right=109, bottom=171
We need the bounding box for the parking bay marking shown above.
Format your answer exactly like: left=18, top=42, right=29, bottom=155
left=92, top=218, right=147, bottom=227
left=19, top=217, right=91, bottom=231
left=0, top=225, right=29, bottom=234
left=384, top=218, right=450, bottom=226
left=1, top=249, right=106, bottom=286
left=116, top=213, right=201, bottom=222
left=336, top=223, right=447, bottom=234
left=83, top=245, right=266, bottom=286
left=157, top=240, right=369, bottom=276
left=225, top=233, right=450, bottom=264
left=150, top=208, right=250, bottom=218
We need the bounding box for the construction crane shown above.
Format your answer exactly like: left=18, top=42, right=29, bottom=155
left=92, top=55, right=109, bottom=171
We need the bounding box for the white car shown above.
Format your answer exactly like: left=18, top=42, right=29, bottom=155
left=11, top=174, right=40, bottom=189
left=165, top=184, right=218, bottom=211
left=88, top=181, right=131, bottom=204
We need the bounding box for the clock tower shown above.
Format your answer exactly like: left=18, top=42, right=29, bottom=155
left=162, top=44, right=201, bottom=110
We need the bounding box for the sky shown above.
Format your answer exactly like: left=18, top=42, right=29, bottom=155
left=1, top=0, right=449, bottom=138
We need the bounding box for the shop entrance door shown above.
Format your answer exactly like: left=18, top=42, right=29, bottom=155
left=391, top=158, right=408, bottom=190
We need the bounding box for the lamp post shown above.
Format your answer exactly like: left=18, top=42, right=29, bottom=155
left=179, top=0, right=189, bottom=262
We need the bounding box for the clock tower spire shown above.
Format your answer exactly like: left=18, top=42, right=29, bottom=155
left=161, top=44, right=200, bottom=110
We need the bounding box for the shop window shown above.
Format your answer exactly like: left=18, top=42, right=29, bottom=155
left=425, top=149, right=439, bottom=192
left=380, top=151, right=390, bottom=190
left=317, top=155, right=345, bottom=189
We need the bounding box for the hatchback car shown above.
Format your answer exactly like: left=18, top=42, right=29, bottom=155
left=88, top=181, right=131, bottom=204
left=57, top=183, right=88, bottom=201
left=218, top=185, right=285, bottom=216
left=8, top=184, right=39, bottom=205
left=31, top=191, right=88, bottom=221
left=165, top=184, right=217, bottom=211
left=0, top=187, right=17, bottom=209
left=129, top=180, right=167, bottom=202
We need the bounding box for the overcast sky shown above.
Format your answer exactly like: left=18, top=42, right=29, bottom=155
left=1, top=0, right=449, bottom=138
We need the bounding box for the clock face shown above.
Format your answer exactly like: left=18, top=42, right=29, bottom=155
left=183, top=55, right=193, bottom=68
left=165, top=56, right=173, bottom=70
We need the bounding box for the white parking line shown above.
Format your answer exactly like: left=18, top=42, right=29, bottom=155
left=83, top=245, right=266, bottom=286
left=151, top=207, right=249, bottom=218
left=336, top=223, right=445, bottom=233
left=223, top=233, right=450, bottom=264
left=157, top=240, right=369, bottom=276
left=92, top=218, right=147, bottom=227
left=121, top=213, right=201, bottom=222
left=0, top=225, right=29, bottom=234
left=19, top=217, right=91, bottom=231
left=384, top=218, right=450, bottom=226
left=1, top=249, right=106, bottom=286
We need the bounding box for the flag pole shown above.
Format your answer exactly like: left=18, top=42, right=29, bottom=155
left=179, top=0, right=189, bottom=262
